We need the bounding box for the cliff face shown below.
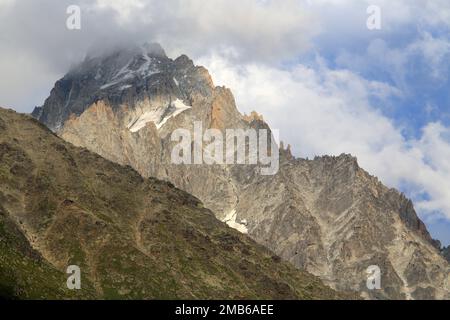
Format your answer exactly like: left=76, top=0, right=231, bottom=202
left=444, top=247, right=450, bottom=263
left=0, top=107, right=343, bottom=299
left=235, top=154, right=449, bottom=299
left=33, top=44, right=450, bottom=299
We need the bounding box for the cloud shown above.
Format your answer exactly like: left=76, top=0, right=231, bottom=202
left=95, top=0, right=318, bottom=62
left=0, top=0, right=143, bottom=111
left=336, top=32, right=450, bottom=93
left=0, top=50, right=60, bottom=111
left=409, top=32, right=450, bottom=80
left=96, top=0, right=146, bottom=23
left=303, top=0, right=450, bottom=31
left=0, top=0, right=318, bottom=111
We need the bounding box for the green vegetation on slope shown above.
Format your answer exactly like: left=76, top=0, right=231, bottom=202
left=0, top=107, right=347, bottom=299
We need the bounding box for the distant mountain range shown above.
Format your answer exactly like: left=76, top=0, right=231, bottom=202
left=31, top=43, right=450, bottom=299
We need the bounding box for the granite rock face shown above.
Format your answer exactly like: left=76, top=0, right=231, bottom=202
left=33, top=44, right=450, bottom=299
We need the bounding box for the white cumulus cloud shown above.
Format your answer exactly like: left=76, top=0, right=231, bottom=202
left=200, top=53, right=450, bottom=224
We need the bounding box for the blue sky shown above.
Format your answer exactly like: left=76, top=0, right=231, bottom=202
left=322, top=31, right=450, bottom=137
left=1, top=0, right=449, bottom=245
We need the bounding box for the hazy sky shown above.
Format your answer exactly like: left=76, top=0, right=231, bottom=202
left=1, top=0, right=450, bottom=245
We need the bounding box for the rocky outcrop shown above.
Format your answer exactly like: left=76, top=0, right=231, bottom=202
left=443, top=247, right=450, bottom=263
left=33, top=44, right=450, bottom=299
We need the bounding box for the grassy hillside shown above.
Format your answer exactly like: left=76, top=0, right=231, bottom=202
left=0, top=107, right=347, bottom=299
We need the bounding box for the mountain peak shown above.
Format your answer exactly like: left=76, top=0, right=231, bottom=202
left=33, top=43, right=215, bottom=131
left=141, top=42, right=167, bottom=58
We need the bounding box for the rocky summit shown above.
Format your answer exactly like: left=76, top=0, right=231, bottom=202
left=0, top=107, right=345, bottom=299
left=33, top=43, right=450, bottom=300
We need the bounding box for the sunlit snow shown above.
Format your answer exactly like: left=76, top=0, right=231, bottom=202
left=222, top=210, right=248, bottom=234
left=128, top=99, right=191, bottom=132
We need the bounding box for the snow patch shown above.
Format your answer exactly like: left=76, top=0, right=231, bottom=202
left=100, top=48, right=158, bottom=90
left=222, top=210, right=248, bottom=234
left=114, top=62, right=133, bottom=80
left=120, top=84, right=132, bottom=90
left=63, top=87, right=74, bottom=110
left=100, top=80, right=123, bottom=90
left=137, top=53, right=152, bottom=77
left=128, top=99, right=191, bottom=132
left=94, top=68, right=102, bottom=80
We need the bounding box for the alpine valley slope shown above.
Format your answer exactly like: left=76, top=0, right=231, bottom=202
left=0, top=107, right=345, bottom=299
left=33, top=44, right=450, bottom=300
